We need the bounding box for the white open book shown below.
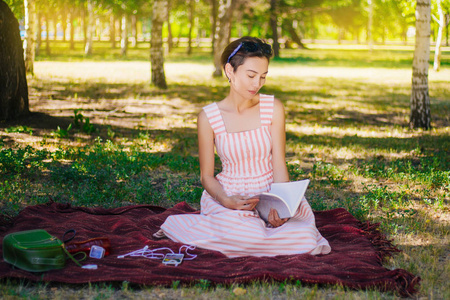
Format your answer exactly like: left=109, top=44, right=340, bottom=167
left=253, top=179, right=310, bottom=222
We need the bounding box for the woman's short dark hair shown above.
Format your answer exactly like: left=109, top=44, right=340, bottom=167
left=221, top=36, right=273, bottom=72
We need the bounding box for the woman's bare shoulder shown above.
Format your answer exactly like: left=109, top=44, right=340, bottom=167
left=198, top=108, right=207, bottom=119
left=272, top=96, right=283, bottom=106
left=197, top=109, right=210, bottom=128
left=272, top=97, right=285, bottom=115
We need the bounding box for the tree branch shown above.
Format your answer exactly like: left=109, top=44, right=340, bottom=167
left=431, top=14, right=443, bottom=26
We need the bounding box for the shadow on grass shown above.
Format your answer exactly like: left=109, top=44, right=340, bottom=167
left=0, top=112, right=200, bottom=156
left=269, top=77, right=449, bottom=128
left=2, top=74, right=449, bottom=154
left=286, top=131, right=450, bottom=159
left=31, top=80, right=228, bottom=104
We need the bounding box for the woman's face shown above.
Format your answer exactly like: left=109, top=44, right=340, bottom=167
left=228, top=56, right=269, bottom=99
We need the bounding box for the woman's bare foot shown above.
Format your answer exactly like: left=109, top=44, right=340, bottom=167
left=153, top=229, right=167, bottom=239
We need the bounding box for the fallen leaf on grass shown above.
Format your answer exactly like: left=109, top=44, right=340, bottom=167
left=233, top=287, right=247, bottom=295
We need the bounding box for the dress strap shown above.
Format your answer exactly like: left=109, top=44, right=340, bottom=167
left=202, top=103, right=227, bottom=136
left=259, top=94, right=274, bottom=126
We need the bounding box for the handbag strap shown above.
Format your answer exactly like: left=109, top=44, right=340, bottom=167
left=61, top=244, right=84, bottom=267
left=62, top=229, right=76, bottom=243
left=60, top=229, right=85, bottom=267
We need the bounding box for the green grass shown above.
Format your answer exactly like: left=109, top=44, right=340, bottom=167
left=36, top=39, right=450, bottom=68
left=0, top=41, right=449, bottom=299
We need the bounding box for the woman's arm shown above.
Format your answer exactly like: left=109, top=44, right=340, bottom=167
left=267, top=98, right=290, bottom=227
left=271, top=98, right=290, bottom=183
left=197, top=110, right=258, bottom=210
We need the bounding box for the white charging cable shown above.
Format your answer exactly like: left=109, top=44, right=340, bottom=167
left=118, top=244, right=197, bottom=260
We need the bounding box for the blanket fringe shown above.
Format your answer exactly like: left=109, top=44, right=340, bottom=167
left=358, top=220, right=400, bottom=261
left=391, top=269, right=421, bottom=297
left=357, top=221, right=421, bottom=296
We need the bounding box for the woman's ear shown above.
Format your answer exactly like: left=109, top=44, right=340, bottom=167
left=224, top=63, right=234, bottom=82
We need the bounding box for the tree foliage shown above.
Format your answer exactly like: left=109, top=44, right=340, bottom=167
left=6, top=0, right=449, bottom=48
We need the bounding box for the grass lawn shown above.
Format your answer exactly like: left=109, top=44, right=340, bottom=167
left=0, top=41, right=449, bottom=299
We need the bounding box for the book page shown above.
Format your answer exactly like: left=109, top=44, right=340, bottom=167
left=268, top=179, right=310, bottom=216
left=256, top=194, right=292, bottom=222
left=254, top=179, right=310, bottom=222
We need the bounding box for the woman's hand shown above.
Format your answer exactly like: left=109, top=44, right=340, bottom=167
left=268, top=208, right=289, bottom=227
left=221, top=195, right=259, bottom=211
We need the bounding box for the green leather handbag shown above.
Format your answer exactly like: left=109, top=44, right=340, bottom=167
left=2, top=229, right=82, bottom=272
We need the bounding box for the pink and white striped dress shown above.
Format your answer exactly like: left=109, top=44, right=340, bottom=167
left=160, top=94, right=331, bottom=257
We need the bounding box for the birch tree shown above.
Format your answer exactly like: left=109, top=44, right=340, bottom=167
left=167, top=0, right=173, bottom=52
left=85, top=0, right=95, bottom=55
left=270, top=0, right=279, bottom=58
left=131, top=14, right=137, bottom=48
left=410, top=0, right=431, bottom=129
left=69, top=9, right=75, bottom=50
left=212, top=0, right=237, bottom=77
left=187, top=0, right=195, bottom=55
left=210, top=0, right=217, bottom=54
left=36, top=10, right=41, bottom=55
left=367, top=0, right=373, bottom=50
left=120, top=12, right=128, bottom=56
left=23, top=0, right=35, bottom=74
left=151, top=0, right=168, bottom=89
left=110, top=13, right=116, bottom=49
left=433, top=0, right=445, bottom=71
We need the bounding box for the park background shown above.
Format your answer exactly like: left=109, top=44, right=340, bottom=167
left=1, top=0, right=449, bottom=299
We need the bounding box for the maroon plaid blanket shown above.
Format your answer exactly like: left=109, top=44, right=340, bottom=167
left=0, top=201, right=419, bottom=296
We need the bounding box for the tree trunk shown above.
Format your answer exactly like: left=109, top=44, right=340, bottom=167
left=117, top=15, right=122, bottom=44
left=367, top=0, right=373, bottom=50
left=84, top=0, right=94, bottom=55
left=402, top=23, right=408, bottom=45
left=446, top=14, right=449, bottom=46
left=120, top=13, right=128, bottom=56
left=96, top=17, right=101, bottom=40
left=285, top=19, right=307, bottom=49
left=150, top=0, right=168, bottom=89
left=36, top=11, right=41, bottom=56
left=131, top=14, right=137, bottom=48
left=69, top=11, right=75, bottom=50
left=196, top=20, right=201, bottom=47
left=53, top=15, right=57, bottom=40
left=212, top=0, right=237, bottom=77
left=167, top=0, right=173, bottom=52
left=82, top=6, right=87, bottom=45
left=270, top=0, right=279, bottom=58
left=310, top=13, right=316, bottom=43
left=187, top=0, right=194, bottom=55
left=338, top=27, right=345, bottom=44
left=410, top=0, right=431, bottom=130
left=62, top=6, right=67, bottom=42
left=210, top=0, right=217, bottom=55
left=433, top=0, right=444, bottom=71
left=0, top=0, right=30, bottom=120
left=235, top=3, right=243, bottom=37
left=176, top=29, right=181, bottom=47
left=45, top=13, right=51, bottom=55
left=24, top=0, right=36, bottom=74
left=110, top=13, right=116, bottom=49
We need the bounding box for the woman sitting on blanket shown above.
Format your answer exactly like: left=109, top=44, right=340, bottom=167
left=155, top=36, right=331, bottom=258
